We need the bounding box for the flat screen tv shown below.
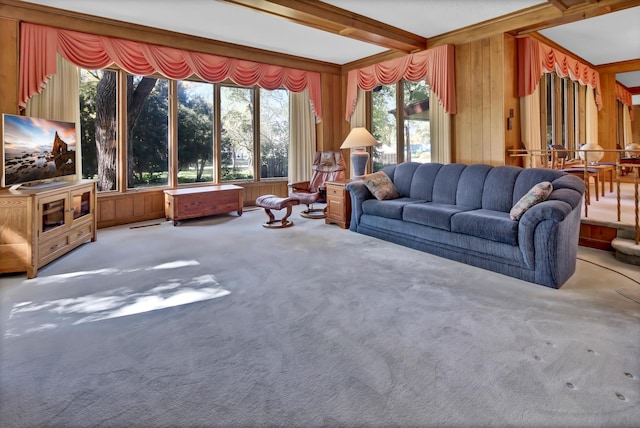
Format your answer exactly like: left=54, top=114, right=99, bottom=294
left=2, top=114, right=78, bottom=189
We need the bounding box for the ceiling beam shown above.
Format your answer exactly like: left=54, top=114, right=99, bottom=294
left=429, top=0, right=640, bottom=48
left=221, top=0, right=427, bottom=53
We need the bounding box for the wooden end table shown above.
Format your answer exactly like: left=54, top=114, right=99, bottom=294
left=325, top=179, right=351, bottom=229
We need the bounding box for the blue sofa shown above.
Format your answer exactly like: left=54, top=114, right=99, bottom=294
left=346, top=163, right=585, bottom=289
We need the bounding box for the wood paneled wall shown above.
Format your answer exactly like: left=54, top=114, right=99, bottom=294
left=453, top=34, right=521, bottom=166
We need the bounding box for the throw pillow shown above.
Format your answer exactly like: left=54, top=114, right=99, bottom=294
left=362, top=171, right=400, bottom=200
left=510, top=181, right=553, bottom=221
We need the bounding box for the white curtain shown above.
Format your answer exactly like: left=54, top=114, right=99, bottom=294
left=623, top=105, right=633, bottom=147
left=430, top=90, right=451, bottom=164
left=347, top=88, right=367, bottom=176
left=520, top=84, right=542, bottom=167
left=586, top=87, right=598, bottom=145
left=25, top=54, right=81, bottom=176
left=288, top=88, right=316, bottom=183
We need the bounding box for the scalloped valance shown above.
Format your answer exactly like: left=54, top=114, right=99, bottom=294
left=345, top=44, right=456, bottom=120
left=19, top=23, right=323, bottom=121
left=518, top=36, right=602, bottom=110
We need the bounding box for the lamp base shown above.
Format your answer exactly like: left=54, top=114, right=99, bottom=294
left=351, top=150, right=370, bottom=178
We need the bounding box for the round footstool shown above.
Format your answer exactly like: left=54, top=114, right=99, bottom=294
left=255, top=195, right=300, bottom=228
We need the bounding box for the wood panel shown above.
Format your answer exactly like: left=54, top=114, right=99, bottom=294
left=579, top=223, right=617, bottom=251
left=96, top=190, right=165, bottom=229
left=453, top=34, right=512, bottom=166
left=0, top=16, right=18, bottom=185
left=598, top=71, right=618, bottom=163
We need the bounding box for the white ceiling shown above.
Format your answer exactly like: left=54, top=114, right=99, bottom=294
left=20, top=0, right=640, bottom=101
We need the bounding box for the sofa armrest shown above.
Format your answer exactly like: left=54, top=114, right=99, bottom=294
left=345, top=180, right=373, bottom=231
left=518, top=199, right=581, bottom=287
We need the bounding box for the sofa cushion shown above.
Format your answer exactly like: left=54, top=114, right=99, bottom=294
left=409, top=163, right=442, bottom=201
left=509, top=181, right=553, bottom=221
left=362, top=197, right=425, bottom=220
left=392, top=162, right=421, bottom=197
left=361, top=171, right=400, bottom=200
left=513, top=168, right=564, bottom=205
left=456, top=164, right=492, bottom=208
left=403, top=203, right=469, bottom=231
left=432, top=164, right=467, bottom=205
left=451, top=209, right=519, bottom=246
left=482, top=166, right=521, bottom=212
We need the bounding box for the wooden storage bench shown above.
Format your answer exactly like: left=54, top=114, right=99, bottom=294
left=164, top=184, right=243, bottom=225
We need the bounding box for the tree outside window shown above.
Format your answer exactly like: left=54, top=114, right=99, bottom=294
left=259, top=88, right=289, bottom=178
left=79, top=69, right=118, bottom=192
left=127, top=77, right=168, bottom=189
left=177, top=81, right=214, bottom=184
left=220, top=86, right=254, bottom=181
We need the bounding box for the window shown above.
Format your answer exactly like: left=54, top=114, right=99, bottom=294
left=177, top=81, right=214, bottom=184
left=540, top=73, right=585, bottom=156
left=79, top=68, right=291, bottom=190
left=79, top=69, right=118, bottom=192
left=259, top=88, right=289, bottom=178
left=371, top=79, right=431, bottom=172
left=372, top=83, right=397, bottom=171
left=403, top=80, right=431, bottom=164
left=127, top=76, right=169, bottom=189
left=220, top=86, right=254, bottom=181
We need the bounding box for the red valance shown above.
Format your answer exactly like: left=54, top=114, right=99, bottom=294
left=19, top=23, right=323, bottom=121
left=517, top=36, right=602, bottom=110
left=616, top=82, right=633, bottom=107
left=345, top=44, right=456, bottom=120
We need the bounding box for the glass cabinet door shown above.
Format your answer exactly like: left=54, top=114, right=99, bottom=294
left=39, top=195, right=66, bottom=234
left=72, top=189, right=92, bottom=221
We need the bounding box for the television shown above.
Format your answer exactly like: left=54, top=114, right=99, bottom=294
left=2, top=114, right=78, bottom=189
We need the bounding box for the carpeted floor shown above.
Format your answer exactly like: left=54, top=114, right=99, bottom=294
left=1, top=205, right=639, bottom=427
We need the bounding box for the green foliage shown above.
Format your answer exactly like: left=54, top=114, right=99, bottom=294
left=129, top=79, right=168, bottom=186
left=79, top=71, right=99, bottom=179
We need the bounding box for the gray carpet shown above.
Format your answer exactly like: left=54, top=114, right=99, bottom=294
left=1, top=205, right=639, bottom=427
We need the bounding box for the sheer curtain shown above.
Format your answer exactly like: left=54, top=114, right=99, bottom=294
left=430, top=90, right=451, bottom=164
left=519, top=85, right=542, bottom=167
left=347, top=88, right=367, bottom=176
left=623, top=105, right=633, bottom=147
left=289, top=88, right=316, bottom=183
left=25, top=54, right=81, bottom=176
left=586, top=87, right=598, bottom=145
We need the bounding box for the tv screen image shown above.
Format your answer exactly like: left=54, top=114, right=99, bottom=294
left=2, top=114, right=77, bottom=187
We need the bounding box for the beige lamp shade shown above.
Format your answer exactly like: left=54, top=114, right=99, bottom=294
left=340, top=127, right=378, bottom=149
left=341, top=127, right=377, bottom=177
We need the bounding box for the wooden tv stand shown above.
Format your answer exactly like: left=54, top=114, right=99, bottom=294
left=0, top=180, right=97, bottom=278
left=164, top=184, right=243, bottom=225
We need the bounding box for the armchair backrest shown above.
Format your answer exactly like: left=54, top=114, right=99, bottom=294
left=309, top=151, right=346, bottom=192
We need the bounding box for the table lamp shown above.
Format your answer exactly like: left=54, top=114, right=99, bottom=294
left=340, top=127, right=378, bottom=178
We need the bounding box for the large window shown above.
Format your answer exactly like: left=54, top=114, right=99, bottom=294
left=371, top=80, right=431, bottom=172
left=177, top=81, right=214, bottom=184
left=78, top=68, right=291, bottom=191
left=372, top=83, right=397, bottom=171
left=259, top=88, right=289, bottom=178
left=127, top=76, right=169, bottom=189
left=79, top=69, right=118, bottom=192
left=541, top=73, right=585, bottom=156
left=221, top=86, right=254, bottom=181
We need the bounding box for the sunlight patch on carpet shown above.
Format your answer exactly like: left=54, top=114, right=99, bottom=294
left=5, top=266, right=230, bottom=338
